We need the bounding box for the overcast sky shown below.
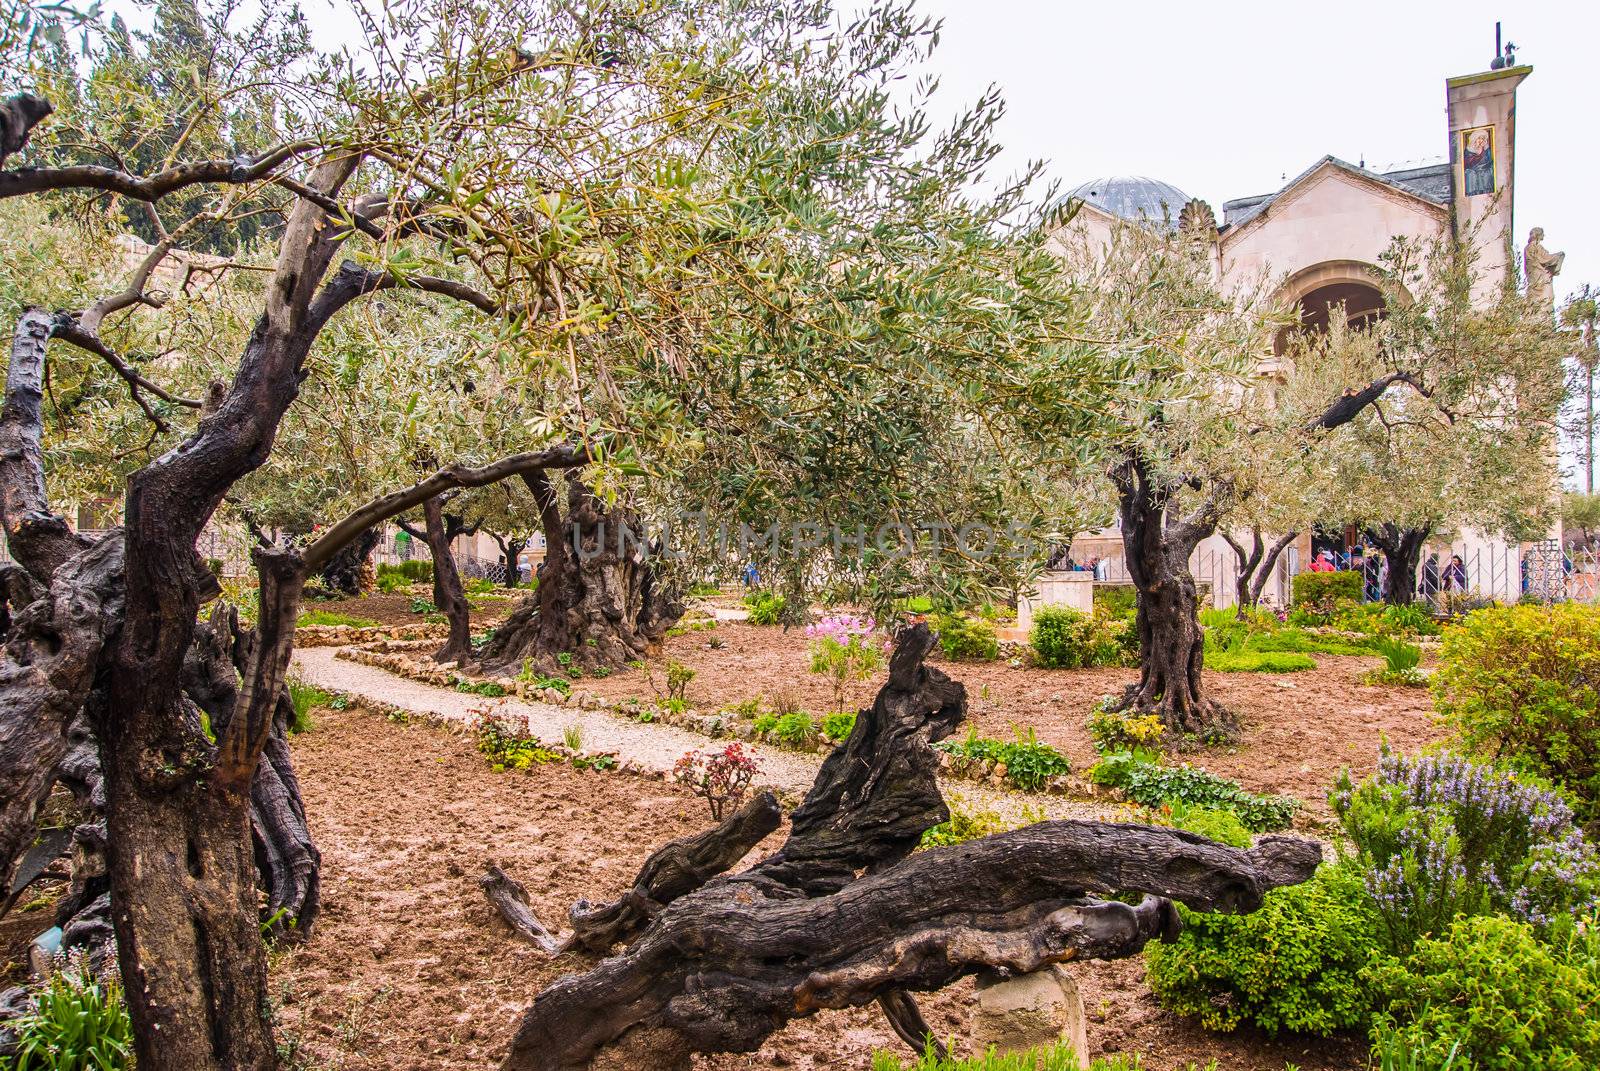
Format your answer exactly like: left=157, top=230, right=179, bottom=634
left=907, top=0, right=1596, bottom=304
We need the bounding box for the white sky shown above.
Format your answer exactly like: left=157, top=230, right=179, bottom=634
left=909, top=0, right=1596, bottom=303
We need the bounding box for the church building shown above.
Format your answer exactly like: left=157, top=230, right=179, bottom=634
left=1053, top=57, right=1560, bottom=607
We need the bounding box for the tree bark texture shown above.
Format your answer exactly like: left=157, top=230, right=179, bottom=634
left=477, top=473, right=681, bottom=674
left=1108, top=453, right=1232, bottom=737
left=1365, top=523, right=1432, bottom=607
left=423, top=496, right=473, bottom=663
left=317, top=523, right=379, bottom=596
left=500, top=625, right=1321, bottom=1070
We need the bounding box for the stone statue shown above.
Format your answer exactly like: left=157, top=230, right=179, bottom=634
left=1524, top=227, right=1565, bottom=315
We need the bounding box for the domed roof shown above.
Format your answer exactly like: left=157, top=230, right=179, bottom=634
left=1066, top=176, right=1192, bottom=225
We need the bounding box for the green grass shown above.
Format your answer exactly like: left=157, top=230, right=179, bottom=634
left=296, top=608, right=381, bottom=628
left=1204, top=648, right=1316, bottom=673
left=286, top=677, right=337, bottom=733
left=872, top=1044, right=1214, bottom=1071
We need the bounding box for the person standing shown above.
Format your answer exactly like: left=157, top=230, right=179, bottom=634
left=1420, top=553, right=1441, bottom=602
left=1444, top=554, right=1468, bottom=593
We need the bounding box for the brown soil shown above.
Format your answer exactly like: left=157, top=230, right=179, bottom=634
left=266, top=704, right=1364, bottom=1071
left=572, top=620, right=1442, bottom=828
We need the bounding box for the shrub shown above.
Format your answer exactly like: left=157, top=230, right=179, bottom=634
left=665, top=660, right=696, bottom=702
left=1370, top=913, right=1600, bottom=1071
left=296, top=608, right=381, bottom=628
left=1030, top=607, right=1126, bottom=669
left=409, top=596, right=438, bottom=614
left=1148, top=801, right=1254, bottom=848
left=821, top=710, right=857, bottom=744
left=1292, top=569, right=1362, bottom=614
left=1334, top=601, right=1440, bottom=638
left=1431, top=603, right=1600, bottom=823
left=919, top=796, right=1009, bottom=848
left=742, top=589, right=787, bottom=625
left=1363, top=636, right=1426, bottom=686
left=805, top=614, right=886, bottom=710
left=1093, top=585, right=1138, bottom=619
left=10, top=963, right=134, bottom=1071
left=1145, top=863, right=1387, bottom=1036
left=929, top=612, right=999, bottom=661
left=935, top=727, right=1071, bottom=791
left=1085, top=707, right=1165, bottom=754
left=1332, top=747, right=1600, bottom=952
left=464, top=576, right=498, bottom=594
left=376, top=570, right=409, bottom=593
left=672, top=743, right=761, bottom=819
left=1087, top=752, right=1299, bottom=832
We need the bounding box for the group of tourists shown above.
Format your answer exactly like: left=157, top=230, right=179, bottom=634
left=1307, top=546, right=1468, bottom=601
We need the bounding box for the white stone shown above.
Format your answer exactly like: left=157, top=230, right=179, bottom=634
left=970, top=965, right=1088, bottom=1065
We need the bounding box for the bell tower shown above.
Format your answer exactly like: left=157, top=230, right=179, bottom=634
left=1446, top=51, right=1531, bottom=298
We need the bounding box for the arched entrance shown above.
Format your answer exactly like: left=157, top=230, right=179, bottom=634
left=1272, top=260, right=1392, bottom=356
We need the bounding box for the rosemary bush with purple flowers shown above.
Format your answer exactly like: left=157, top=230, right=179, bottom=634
left=1333, top=746, right=1600, bottom=953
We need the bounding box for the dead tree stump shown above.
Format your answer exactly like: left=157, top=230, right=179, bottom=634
left=499, top=624, right=1321, bottom=1070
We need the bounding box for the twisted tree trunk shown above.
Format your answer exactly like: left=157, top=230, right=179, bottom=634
left=1365, top=522, right=1432, bottom=606
left=477, top=472, right=681, bottom=674
left=500, top=625, right=1319, bottom=1070
left=490, top=532, right=528, bottom=588
left=1108, top=452, right=1233, bottom=739
left=423, top=495, right=473, bottom=663
left=1220, top=528, right=1297, bottom=616
left=317, top=523, right=379, bottom=596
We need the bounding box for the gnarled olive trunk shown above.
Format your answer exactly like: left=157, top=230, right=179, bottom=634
left=1220, top=528, right=1297, bottom=617
left=477, top=472, right=681, bottom=674
left=317, top=524, right=379, bottom=596
left=1365, top=522, right=1432, bottom=607
left=491, top=533, right=527, bottom=588
left=423, top=495, right=473, bottom=663
left=1107, top=453, right=1232, bottom=739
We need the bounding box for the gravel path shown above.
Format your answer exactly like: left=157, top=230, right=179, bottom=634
left=290, top=645, right=1115, bottom=822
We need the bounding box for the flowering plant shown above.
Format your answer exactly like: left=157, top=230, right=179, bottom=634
left=805, top=613, right=886, bottom=713
left=1333, top=746, right=1600, bottom=952
left=672, top=743, right=761, bottom=820
left=468, top=700, right=562, bottom=771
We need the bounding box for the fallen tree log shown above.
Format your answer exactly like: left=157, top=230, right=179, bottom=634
left=481, top=866, right=564, bottom=954
left=502, top=623, right=1321, bottom=1070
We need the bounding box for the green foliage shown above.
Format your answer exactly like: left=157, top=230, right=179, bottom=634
left=919, top=797, right=1010, bottom=849
left=1204, top=647, right=1315, bottom=673
left=1334, top=601, right=1441, bottom=638
left=470, top=707, right=563, bottom=772
left=378, top=561, right=433, bottom=584
left=9, top=964, right=134, bottom=1071
left=1292, top=569, right=1363, bottom=615
left=286, top=677, right=332, bottom=734
left=454, top=679, right=507, bottom=698
left=665, top=661, right=695, bottom=703
left=1153, top=801, right=1254, bottom=849
left=296, top=608, right=381, bottom=628
left=1363, top=636, right=1426, bottom=686
left=464, top=577, right=498, bottom=594
left=821, top=710, right=857, bottom=744
left=806, top=615, right=886, bottom=710
left=1431, top=603, right=1600, bottom=823
left=771, top=711, right=817, bottom=748
left=687, top=582, right=723, bottom=597
left=929, top=612, right=999, bottom=661
left=1086, top=708, right=1165, bottom=754
left=1369, top=1031, right=1470, bottom=1071
left=1331, top=748, right=1600, bottom=953
left=1093, top=585, right=1138, bottom=619
left=1145, top=864, right=1387, bottom=1036
left=742, top=590, right=787, bottom=626
left=935, top=727, right=1071, bottom=791
left=1088, top=752, right=1299, bottom=832
left=1030, top=607, right=1128, bottom=669
left=562, top=724, right=583, bottom=752
left=1370, top=914, right=1600, bottom=1071
left=409, top=597, right=438, bottom=615
left=376, top=571, right=410, bottom=593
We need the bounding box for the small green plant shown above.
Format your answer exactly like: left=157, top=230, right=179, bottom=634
left=1030, top=606, right=1130, bottom=669
left=1130, top=800, right=1253, bottom=848
left=1086, top=706, right=1165, bottom=754
left=742, top=589, right=787, bottom=625
left=805, top=614, right=886, bottom=711
left=1204, top=646, right=1315, bottom=673
left=872, top=1043, right=1200, bottom=1071
left=286, top=677, right=332, bottom=734
left=464, top=577, right=497, bottom=594
left=821, top=710, right=857, bottom=744
left=562, top=724, right=583, bottom=752
left=296, top=608, right=381, bottom=628
left=1363, top=636, right=1426, bottom=686
left=454, top=678, right=507, bottom=697
left=1088, top=752, right=1299, bottom=832
left=723, top=696, right=764, bottom=719
left=376, top=570, right=409, bottom=593
left=935, top=727, right=1071, bottom=791
left=771, top=710, right=818, bottom=748
left=929, top=612, right=1000, bottom=661
left=1369, top=1032, right=1468, bottom=1071
left=665, top=660, right=696, bottom=703
left=409, top=597, right=438, bottom=615
left=9, top=963, right=134, bottom=1071
left=919, top=797, right=1046, bottom=849
left=468, top=702, right=563, bottom=771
